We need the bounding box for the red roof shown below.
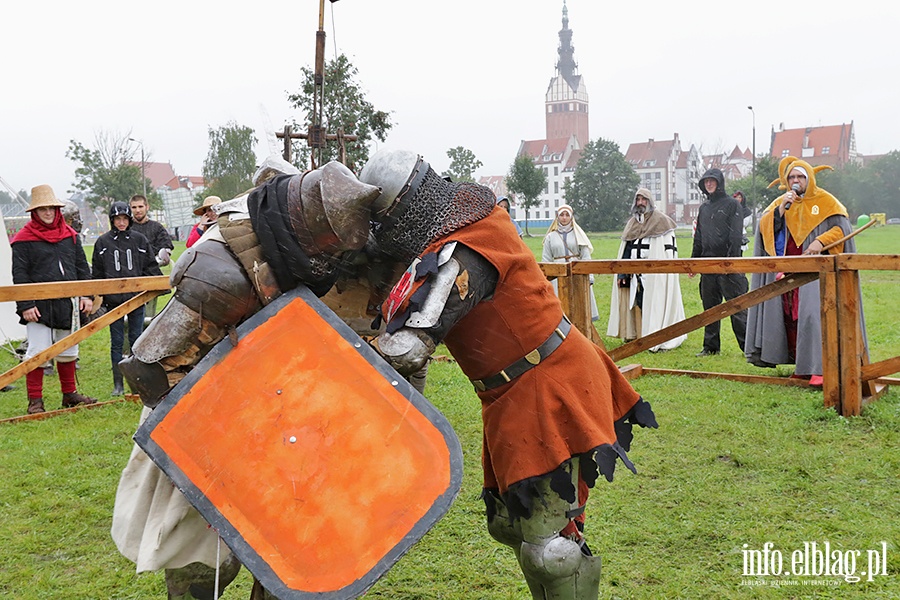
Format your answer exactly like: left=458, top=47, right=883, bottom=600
left=625, top=137, right=678, bottom=168
left=519, top=138, right=571, bottom=163
left=127, top=161, right=205, bottom=191
left=769, top=123, right=854, bottom=168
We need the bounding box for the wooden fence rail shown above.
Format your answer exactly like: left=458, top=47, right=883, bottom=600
left=0, top=276, right=171, bottom=392
left=541, top=254, right=900, bottom=417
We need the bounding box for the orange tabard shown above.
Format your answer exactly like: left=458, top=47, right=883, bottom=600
left=135, top=286, right=462, bottom=599
left=435, top=209, right=642, bottom=492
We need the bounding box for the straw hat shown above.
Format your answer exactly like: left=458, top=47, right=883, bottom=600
left=193, top=195, right=222, bottom=216
left=27, top=184, right=66, bottom=212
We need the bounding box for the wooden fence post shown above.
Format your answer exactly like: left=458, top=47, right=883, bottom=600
left=836, top=266, right=863, bottom=416
left=819, top=267, right=840, bottom=410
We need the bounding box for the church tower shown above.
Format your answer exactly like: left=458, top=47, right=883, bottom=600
left=545, top=1, right=589, bottom=144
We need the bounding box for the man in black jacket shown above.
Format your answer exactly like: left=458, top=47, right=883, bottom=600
left=129, top=194, right=173, bottom=321
left=690, top=168, right=748, bottom=356
left=92, top=202, right=163, bottom=395
left=11, top=185, right=97, bottom=413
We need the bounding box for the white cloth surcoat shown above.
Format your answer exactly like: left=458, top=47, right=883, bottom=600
left=607, top=230, right=686, bottom=351
left=542, top=229, right=599, bottom=321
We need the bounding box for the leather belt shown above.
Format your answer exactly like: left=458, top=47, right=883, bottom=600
left=471, top=316, right=571, bottom=392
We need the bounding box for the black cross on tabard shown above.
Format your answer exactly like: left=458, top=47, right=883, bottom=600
left=623, top=239, right=651, bottom=259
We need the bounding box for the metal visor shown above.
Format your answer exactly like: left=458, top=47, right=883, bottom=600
left=134, top=286, right=463, bottom=599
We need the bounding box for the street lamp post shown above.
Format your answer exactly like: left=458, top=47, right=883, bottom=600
left=129, top=137, right=147, bottom=198
left=747, top=106, right=756, bottom=209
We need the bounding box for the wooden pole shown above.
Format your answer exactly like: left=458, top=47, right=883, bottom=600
left=0, top=292, right=160, bottom=389
left=820, top=218, right=876, bottom=253
left=819, top=270, right=840, bottom=409
left=609, top=272, right=818, bottom=361
left=836, top=268, right=863, bottom=416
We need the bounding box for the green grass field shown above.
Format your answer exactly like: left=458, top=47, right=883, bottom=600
left=0, top=227, right=897, bottom=598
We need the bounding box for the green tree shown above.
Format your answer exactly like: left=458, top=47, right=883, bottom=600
left=441, top=146, right=482, bottom=182
left=506, top=154, right=547, bottom=236
left=728, top=153, right=781, bottom=231
left=201, top=121, right=258, bottom=201
left=867, top=150, right=900, bottom=218
left=564, top=138, right=639, bottom=232
left=66, top=130, right=155, bottom=210
left=287, top=54, right=393, bottom=172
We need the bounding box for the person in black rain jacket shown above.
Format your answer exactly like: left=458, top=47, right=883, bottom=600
left=92, top=202, right=163, bottom=395
left=690, top=168, right=748, bottom=356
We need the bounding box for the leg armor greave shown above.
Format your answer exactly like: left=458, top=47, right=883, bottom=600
left=120, top=240, right=261, bottom=408
left=485, top=458, right=602, bottom=600
left=165, top=555, right=242, bottom=600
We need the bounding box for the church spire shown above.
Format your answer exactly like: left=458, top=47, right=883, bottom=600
left=544, top=0, right=589, bottom=145
left=556, top=0, right=578, bottom=89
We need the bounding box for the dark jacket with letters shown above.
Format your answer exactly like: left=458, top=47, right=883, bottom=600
left=92, top=228, right=163, bottom=307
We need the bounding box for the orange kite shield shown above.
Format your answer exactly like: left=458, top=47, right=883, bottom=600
left=134, top=286, right=463, bottom=599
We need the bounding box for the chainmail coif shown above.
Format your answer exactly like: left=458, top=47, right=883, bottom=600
left=373, top=167, right=497, bottom=264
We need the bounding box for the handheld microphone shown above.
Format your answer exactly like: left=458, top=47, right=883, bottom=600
left=785, top=183, right=801, bottom=210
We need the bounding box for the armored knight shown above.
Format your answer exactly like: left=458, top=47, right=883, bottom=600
left=359, top=149, right=659, bottom=600
left=113, top=160, right=381, bottom=600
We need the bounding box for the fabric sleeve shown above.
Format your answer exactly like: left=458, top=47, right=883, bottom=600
left=691, top=212, right=702, bottom=258
left=91, top=241, right=106, bottom=280
left=11, top=244, right=35, bottom=314
left=728, top=200, right=743, bottom=257
left=185, top=225, right=202, bottom=248
left=579, top=245, right=592, bottom=260
left=815, top=225, right=845, bottom=251
left=541, top=236, right=553, bottom=262
left=152, top=222, right=175, bottom=251
left=139, top=233, right=164, bottom=277
left=75, top=237, right=92, bottom=282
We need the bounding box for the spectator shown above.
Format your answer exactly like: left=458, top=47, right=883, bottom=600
left=11, top=184, right=97, bottom=414
left=608, top=188, right=686, bottom=351
left=496, top=196, right=523, bottom=237
left=129, top=194, right=173, bottom=321
left=690, top=168, right=748, bottom=356
left=92, top=202, right=163, bottom=396
left=129, top=194, right=173, bottom=266
left=745, top=159, right=863, bottom=387
left=542, top=204, right=598, bottom=320
left=732, top=190, right=753, bottom=253
left=186, top=196, right=221, bottom=248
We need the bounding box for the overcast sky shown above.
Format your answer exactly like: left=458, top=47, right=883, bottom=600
left=2, top=0, right=897, bottom=203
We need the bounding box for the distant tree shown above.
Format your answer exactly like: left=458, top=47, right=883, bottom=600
left=867, top=150, right=900, bottom=217
left=287, top=54, right=393, bottom=172
left=66, top=130, right=155, bottom=211
left=818, top=164, right=882, bottom=221
left=728, top=154, right=781, bottom=209
left=564, top=138, right=639, bottom=232
left=441, top=146, right=482, bottom=182
left=506, top=154, right=547, bottom=236
left=201, top=121, right=258, bottom=201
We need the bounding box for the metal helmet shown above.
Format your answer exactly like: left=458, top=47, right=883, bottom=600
left=358, top=149, right=423, bottom=217
left=61, top=200, right=83, bottom=233
left=286, top=161, right=381, bottom=256
left=109, top=201, right=133, bottom=228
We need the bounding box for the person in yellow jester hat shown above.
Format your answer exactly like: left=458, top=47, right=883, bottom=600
left=745, top=158, right=866, bottom=385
